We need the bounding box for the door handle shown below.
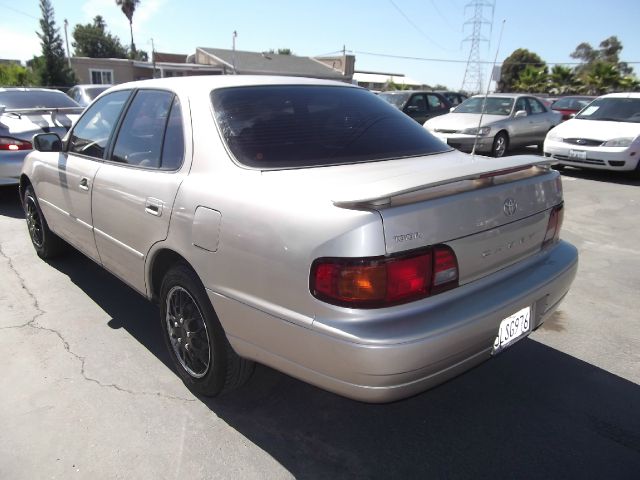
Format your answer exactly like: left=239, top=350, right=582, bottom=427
left=79, top=177, right=89, bottom=191
left=145, top=197, right=163, bottom=217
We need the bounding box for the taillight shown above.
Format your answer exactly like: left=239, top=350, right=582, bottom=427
left=542, top=204, right=564, bottom=249
left=310, top=246, right=459, bottom=308
left=0, top=136, right=32, bottom=151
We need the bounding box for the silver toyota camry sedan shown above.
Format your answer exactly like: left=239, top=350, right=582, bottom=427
left=20, top=76, right=578, bottom=403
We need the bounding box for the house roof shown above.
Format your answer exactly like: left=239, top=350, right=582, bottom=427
left=152, top=52, right=188, bottom=63
left=197, top=47, right=346, bottom=80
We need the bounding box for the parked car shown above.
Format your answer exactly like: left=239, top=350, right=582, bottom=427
left=378, top=90, right=452, bottom=124
left=66, top=84, right=112, bottom=108
left=20, top=76, right=577, bottom=403
left=544, top=92, right=640, bottom=175
left=437, top=91, right=468, bottom=106
left=550, top=95, right=596, bottom=121
left=0, top=88, right=82, bottom=185
left=425, top=94, right=562, bottom=157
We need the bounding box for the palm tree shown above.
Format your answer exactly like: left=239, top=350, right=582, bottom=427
left=549, top=65, right=581, bottom=95
left=584, top=62, right=620, bottom=95
left=115, top=0, right=140, bottom=58
left=619, top=75, right=640, bottom=92
left=514, top=65, right=548, bottom=93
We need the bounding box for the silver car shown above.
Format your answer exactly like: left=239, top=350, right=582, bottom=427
left=0, top=88, right=81, bottom=185
left=66, top=84, right=112, bottom=108
left=20, top=77, right=578, bottom=403
left=425, top=94, right=562, bottom=157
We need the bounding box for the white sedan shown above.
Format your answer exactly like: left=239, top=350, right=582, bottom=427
left=544, top=93, right=640, bottom=176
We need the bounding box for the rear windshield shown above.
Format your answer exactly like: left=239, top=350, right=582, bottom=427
left=575, top=97, right=640, bottom=122
left=86, top=86, right=109, bottom=100
left=455, top=97, right=514, bottom=115
left=0, top=90, right=81, bottom=109
left=552, top=97, right=593, bottom=110
left=378, top=92, right=411, bottom=109
left=211, top=86, right=449, bottom=169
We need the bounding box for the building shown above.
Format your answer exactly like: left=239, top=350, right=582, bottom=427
left=70, top=48, right=354, bottom=85
left=353, top=71, right=424, bottom=91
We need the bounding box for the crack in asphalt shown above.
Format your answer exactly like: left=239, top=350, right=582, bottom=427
left=0, top=242, right=195, bottom=403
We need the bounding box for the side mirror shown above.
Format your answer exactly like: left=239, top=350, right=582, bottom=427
left=450, top=107, right=456, bottom=113
left=33, top=133, right=63, bottom=152
left=569, top=113, right=576, bottom=118
left=514, top=110, right=528, bottom=118
left=405, top=105, right=421, bottom=113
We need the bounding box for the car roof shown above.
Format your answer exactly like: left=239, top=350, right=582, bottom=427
left=106, top=75, right=358, bottom=98
left=598, top=92, right=640, bottom=99
left=0, top=87, right=66, bottom=94
left=471, top=93, right=529, bottom=99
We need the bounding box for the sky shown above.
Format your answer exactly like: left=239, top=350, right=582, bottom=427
left=1, top=0, right=639, bottom=90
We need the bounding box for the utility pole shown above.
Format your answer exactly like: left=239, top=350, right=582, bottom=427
left=63, top=19, right=71, bottom=69
left=151, top=38, right=157, bottom=77
left=460, top=1, right=494, bottom=94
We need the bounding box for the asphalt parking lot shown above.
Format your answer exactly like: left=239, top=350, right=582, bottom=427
left=1, top=164, right=639, bottom=479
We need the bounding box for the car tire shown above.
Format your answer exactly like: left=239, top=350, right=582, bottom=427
left=159, top=263, right=254, bottom=396
left=552, top=164, right=565, bottom=171
left=23, top=185, right=66, bottom=259
left=491, top=132, right=509, bottom=158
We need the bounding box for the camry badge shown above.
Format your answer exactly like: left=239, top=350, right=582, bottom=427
left=503, top=198, right=517, bottom=216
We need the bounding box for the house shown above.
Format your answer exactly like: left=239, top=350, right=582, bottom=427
left=70, top=48, right=354, bottom=85
left=353, top=70, right=424, bottom=91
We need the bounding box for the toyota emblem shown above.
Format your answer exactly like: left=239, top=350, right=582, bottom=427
left=503, top=198, right=517, bottom=216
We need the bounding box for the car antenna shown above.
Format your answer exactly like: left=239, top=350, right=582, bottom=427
left=471, top=19, right=506, bottom=158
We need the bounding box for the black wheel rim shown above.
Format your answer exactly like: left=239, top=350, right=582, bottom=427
left=165, top=286, right=211, bottom=378
left=25, top=195, right=44, bottom=248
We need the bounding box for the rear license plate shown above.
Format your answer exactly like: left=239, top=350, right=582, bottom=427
left=493, top=306, right=531, bottom=354
left=568, top=149, right=587, bottom=160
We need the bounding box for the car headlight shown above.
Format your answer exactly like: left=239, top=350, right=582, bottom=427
left=602, top=137, right=634, bottom=147
left=546, top=133, right=563, bottom=142
left=461, top=126, right=491, bottom=136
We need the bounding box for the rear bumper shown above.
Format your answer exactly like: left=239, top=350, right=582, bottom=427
left=211, top=240, right=578, bottom=403
left=430, top=132, right=493, bottom=153
left=0, top=151, right=29, bottom=185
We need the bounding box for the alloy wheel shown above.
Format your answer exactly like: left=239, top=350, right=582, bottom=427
left=25, top=195, right=44, bottom=248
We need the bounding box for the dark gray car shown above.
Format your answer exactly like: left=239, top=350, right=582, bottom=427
left=378, top=90, right=452, bottom=124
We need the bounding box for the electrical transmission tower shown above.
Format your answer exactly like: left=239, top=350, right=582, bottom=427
left=461, top=0, right=495, bottom=93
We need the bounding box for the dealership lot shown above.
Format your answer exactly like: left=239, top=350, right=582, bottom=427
left=0, top=165, right=639, bottom=479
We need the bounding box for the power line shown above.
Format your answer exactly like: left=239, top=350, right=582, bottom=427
left=0, top=2, right=39, bottom=20
left=387, top=0, right=454, bottom=52
left=428, top=0, right=456, bottom=31
left=354, top=50, right=640, bottom=66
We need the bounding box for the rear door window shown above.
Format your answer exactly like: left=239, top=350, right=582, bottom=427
left=211, top=86, right=449, bottom=169
left=110, top=90, right=174, bottom=168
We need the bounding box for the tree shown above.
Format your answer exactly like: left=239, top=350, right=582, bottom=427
left=0, top=63, right=36, bottom=86
left=33, top=0, right=75, bottom=87
left=498, top=49, right=545, bottom=92
left=513, top=65, right=548, bottom=93
left=549, top=65, right=581, bottom=95
left=115, top=0, right=140, bottom=58
left=72, top=16, right=128, bottom=58
left=583, top=61, right=621, bottom=95
left=571, top=36, right=633, bottom=77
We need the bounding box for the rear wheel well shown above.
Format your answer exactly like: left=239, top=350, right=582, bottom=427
left=149, top=249, right=193, bottom=304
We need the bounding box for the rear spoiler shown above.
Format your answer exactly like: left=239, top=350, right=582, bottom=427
left=332, top=158, right=555, bottom=210
left=0, top=106, right=82, bottom=116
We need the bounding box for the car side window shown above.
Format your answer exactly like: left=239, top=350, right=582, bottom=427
left=160, top=97, right=185, bottom=170
left=527, top=98, right=546, bottom=114
left=407, top=94, right=427, bottom=113
left=427, top=94, right=446, bottom=110
left=111, top=90, right=174, bottom=168
left=68, top=90, right=130, bottom=159
left=514, top=98, right=528, bottom=114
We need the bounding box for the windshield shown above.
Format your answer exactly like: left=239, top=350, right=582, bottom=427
left=575, top=97, right=640, bottom=122
left=86, top=86, right=109, bottom=100
left=212, top=86, right=449, bottom=169
left=378, top=92, right=411, bottom=109
left=0, top=90, right=81, bottom=109
left=552, top=97, right=593, bottom=110
left=455, top=97, right=514, bottom=115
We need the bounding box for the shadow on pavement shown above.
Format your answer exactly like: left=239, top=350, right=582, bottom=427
left=49, top=249, right=640, bottom=479
left=0, top=185, right=23, bottom=219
